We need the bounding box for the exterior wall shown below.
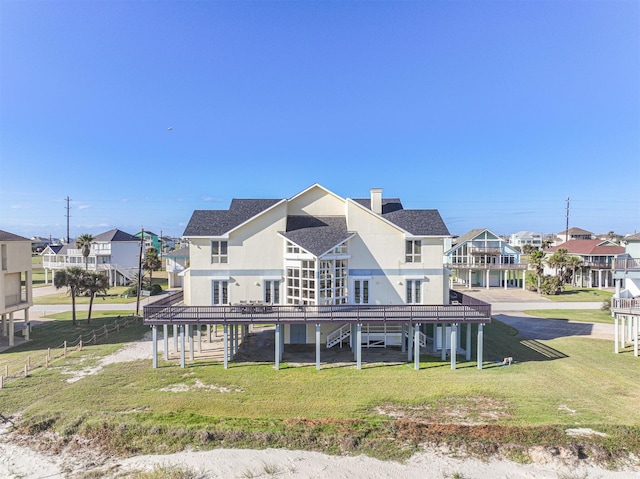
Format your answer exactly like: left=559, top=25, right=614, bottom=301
left=0, top=239, right=32, bottom=314
left=288, top=188, right=344, bottom=216
left=110, top=241, right=140, bottom=269
left=626, top=240, right=640, bottom=258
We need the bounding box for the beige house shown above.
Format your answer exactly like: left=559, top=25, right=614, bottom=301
left=183, top=184, right=452, bottom=345
left=0, top=230, right=33, bottom=347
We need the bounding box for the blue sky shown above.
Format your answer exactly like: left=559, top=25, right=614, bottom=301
left=1, top=1, right=638, bottom=240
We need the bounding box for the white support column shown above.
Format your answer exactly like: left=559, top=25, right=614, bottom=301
left=234, top=324, right=239, bottom=355
left=24, top=309, right=30, bottom=341
left=407, top=323, right=413, bottom=362
left=207, top=324, right=211, bottom=341
left=441, top=323, right=447, bottom=361
left=522, top=270, right=526, bottom=290
left=9, top=313, right=14, bottom=347
left=477, top=323, right=484, bottom=369
left=197, top=326, right=202, bottom=353
left=188, top=325, right=194, bottom=361
left=504, top=270, right=508, bottom=290
left=598, top=270, right=603, bottom=290
left=223, top=324, right=229, bottom=369
left=468, top=269, right=472, bottom=288
left=163, top=325, right=168, bottom=360
left=274, top=324, right=280, bottom=370
left=614, top=315, right=619, bottom=354
left=173, top=324, right=178, bottom=351
left=401, top=323, right=406, bottom=353
left=1, top=314, right=6, bottom=337
left=356, top=324, right=362, bottom=370
left=352, top=324, right=357, bottom=360
left=450, top=323, right=458, bottom=370
left=465, top=323, right=471, bottom=361
left=413, top=323, right=420, bottom=370
left=634, top=316, right=639, bottom=358
left=621, top=316, right=626, bottom=349
left=152, top=326, right=158, bottom=369
left=485, top=270, right=490, bottom=289
left=180, top=325, right=185, bottom=368
left=315, top=324, right=321, bottom=370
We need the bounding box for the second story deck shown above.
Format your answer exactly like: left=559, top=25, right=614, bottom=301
left=143, top=292, right=492, bottom=326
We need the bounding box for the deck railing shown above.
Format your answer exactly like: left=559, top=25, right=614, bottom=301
left=612, top=258, right=640, bottom=272
left=143, top=294, right=491, bottom=326
left=612, top=298, right=640, bottom=315
left=446, top=262, right=527, bottom=270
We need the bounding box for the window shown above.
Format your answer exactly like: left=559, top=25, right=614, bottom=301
left=286, top=241, right=301, bottom=254
left=287, top=260, right=316, bottom=305
left=212, top=280, right=228, bottom=304
left=329, top=243, right=348, bottom=255
left=319, top=258, right=348, bottom=305
left=211, top=241, right=228, bottom=264
left=264, top=280, right=280, bottom=304
left=405, top=240, right=421, bottom=263
left=406, top=280, right=421, bottom=304
left=354, top=279, right=369, bottom=304
left=1, top=244, right=6, bottom=270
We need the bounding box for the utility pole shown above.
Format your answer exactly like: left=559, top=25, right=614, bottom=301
left=136, top=227, right=144, bottom=316
left=565, top=197, right=570, bottom=243
left=65, top=196, right=72, bottom=243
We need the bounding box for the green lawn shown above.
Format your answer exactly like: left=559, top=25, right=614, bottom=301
left=34, top=286, right=139, bottom=304
left=1, top=316, right=639, bottom=463
left=546, top=287, right=613, bottom=302
left=524, top=309, right=614, bottom=324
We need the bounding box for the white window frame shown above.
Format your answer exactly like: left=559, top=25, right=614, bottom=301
left=212, top=280, right=228, bottom=305
left=405, top=240, right=421, bottom=263
left=211, top=240, right=228, bottom=264
left=353, top=279, right=370, bottom=304
left=406, top=279, right=422, bottom=304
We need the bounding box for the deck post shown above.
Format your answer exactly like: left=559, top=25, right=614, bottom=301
left=450, top=323, right=457, bottom=370
left=234, top=324, right=239, bottom=355
left=197, top=326, right=202, bottom=353
left=477, top=323, right=484, bottom=369
left=620, top=316, right=626, bottom=349
left=173, top=324, right=178, bottom=351
left=163, top=325, right=168, bottom=360
left=352, top=323, right=357, bottom=360
left=614, top=315, right=619, bottom=354
left=223, top=324, right=229, bottom=369
left=8, top=313, right=14, bottom=346
left=275, top=324, right=281, bottom=370
left=522, top=269, right=526, bottom=290
left=315, top=324, right=321, bottom=370
left=407, top=323, right=413, bottom=362
left=634, top=316, right=639, bottom=357
left=229, top=325, right=234, bottom=359
left=179, top=325, right=185, bottom=368
left=152, top=325, right=158, bottom=369
left=441, top=323, right=447, bottom=361
left=401, top=323, right=406, bottom=353
left=414, top=323, right=420, bottom=370
left=188, top=325, right=194, bottom=361
left=466, top=323, right=471, bottom=360
left=356, top=323, right=362, bottom=370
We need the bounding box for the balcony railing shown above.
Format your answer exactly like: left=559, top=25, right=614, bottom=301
left=612, top=298, right=640, bottom=315
left=582, top=262, right=612, bottom=269
left=4, top=294, right=28, bottom=309
left=612, top=258, right=640, bottom=271
left=447, top=262, right=527, bottom=270
left=469, top=247, right=502, bottom=255
left=143, top=294, right=491, bottom=326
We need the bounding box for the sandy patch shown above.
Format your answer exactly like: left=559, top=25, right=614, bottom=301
left=159, top=379, right=244, bottom=393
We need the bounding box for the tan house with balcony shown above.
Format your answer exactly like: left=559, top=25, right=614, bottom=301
left=612, top=233, right=640, bottom=358
left=445, top=228, right=527, bottom=289
left=42, top=229, right=139, bottom=286
left=0, top=230, right=33, bottom=347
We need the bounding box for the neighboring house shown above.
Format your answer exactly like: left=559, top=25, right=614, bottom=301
left=509, top=231, right=543, bottom=250
left=0, top=230, right=33, bottom=347
left=135, top=230, right=161, bottom=252
left=544, top=239, right=624, bottom=289
left=165, top=246, right=188, bottom=289
left=42, top=229, right=140, bottom=286
left=611, top=233, right=640, bottom=357
left=554, top=227, right=594, bottom=245
left=183, top=184, right=452, bottom=345
left=30, top=236, right=51, bottom=253
left=445, top=228, right=526, bottom=289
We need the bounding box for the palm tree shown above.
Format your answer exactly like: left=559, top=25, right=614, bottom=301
left=82, top=271, right=109, bottom=324
left=529, top=250, right=545, bottom=294
left=53, top=267, right=85, bottom=326
left=566, top=255, right=583, bottom=287
left=76, top=233, right=94, bottom=271
left=143, top=247, right=162, bottom=286
left=548, top=248, right=569, bottom=288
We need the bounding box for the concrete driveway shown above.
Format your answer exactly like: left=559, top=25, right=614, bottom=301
left=457, top=287, right=613, bottom=340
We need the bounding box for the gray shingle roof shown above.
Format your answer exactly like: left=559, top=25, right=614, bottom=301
left=165, top=246, right=189, bottom=258
left=280, top=216, right=353, bottom=257
left=382, top=209, right=449, bottom=236
left=93, top=229, right=138, bottom=242
left=0, top=230, right=30, bottom=241
left=183, top=199, right=282, bottom=236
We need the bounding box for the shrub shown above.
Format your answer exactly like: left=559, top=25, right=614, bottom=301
left=150, top=284, right=162, bottom=296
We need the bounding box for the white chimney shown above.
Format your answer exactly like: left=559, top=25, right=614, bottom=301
left=370, top=188, right=383, bottom=215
